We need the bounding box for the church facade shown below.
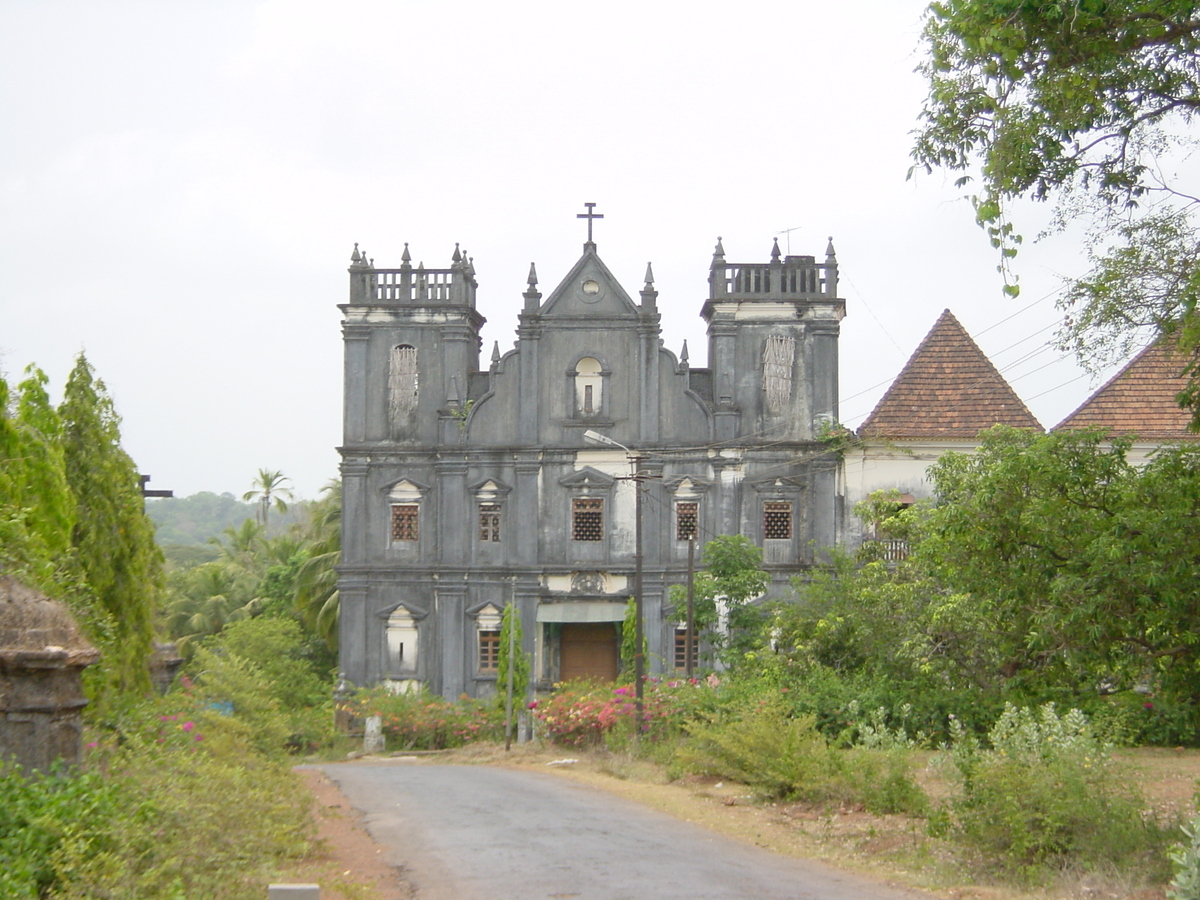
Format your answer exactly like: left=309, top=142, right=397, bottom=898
left=337, top=212, right=845, bottom=696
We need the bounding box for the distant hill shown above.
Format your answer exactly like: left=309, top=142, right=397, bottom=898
left=145, top=492, right=257, bottom=545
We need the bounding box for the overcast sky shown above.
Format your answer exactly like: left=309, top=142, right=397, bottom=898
left=1, top=0, right=1115, bottom=500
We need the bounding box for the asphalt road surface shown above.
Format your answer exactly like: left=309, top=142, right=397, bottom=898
left=320, top=761, right=931, bottom=900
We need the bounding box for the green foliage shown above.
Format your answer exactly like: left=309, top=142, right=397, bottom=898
left=914, top=0, right=1200, bottom=421
left=242, top=468, right=294, bottom=529
left=1169, top=815, right=1200, bottom=900
left=0, top=765, right=125, bottom=899
left=162, top=480, right=341, bottom=660
left=916, top=0, right=1200, bottom=208
left=533, top=678, right=721, bottom=753
left=0, top=691, right=314, bottom=900
left=163, top=561, right=262, bottom=653
left=59, top=355, right=162, bottom=697
left=942, top=703, right=1171, bottom=880
left=669, top=535, right=769, bottom=666
left=343, top=687, right=503, bottom=750
left=923, top=427, right=1200, bottom=704
left=674, top=699, right=925, bottom=814
left=618, top=597, right=646, bottom=679
left=190, top=616, right=335, bottom=754
left=144, top=491, right=257, bottom=546
left=495, top=602, right=530, bottom=730
left=292, top=480, right=340, bottom=651
left=0, top=366, right=81, bottom=600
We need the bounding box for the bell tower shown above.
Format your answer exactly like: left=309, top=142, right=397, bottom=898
left=340, top=242, right=485, bottom=448
left=701, top=237, right=845, bottom=443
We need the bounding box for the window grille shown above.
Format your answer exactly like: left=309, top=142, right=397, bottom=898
left=763, top=501, right=792, bottom=540
left=479, top=503, right=501, bottom=542
left=572, top=498, right=603, bottom=541
left=478, top=629, right=501, bottom=672
left=391, top=504, right=419, bottom=542
left=675, top=502, right=698, bottom=541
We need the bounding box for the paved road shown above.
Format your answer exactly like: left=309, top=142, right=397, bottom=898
left=320, top=761, right=931, bottom=900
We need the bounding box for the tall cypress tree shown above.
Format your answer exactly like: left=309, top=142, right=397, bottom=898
left=59, top=354, right=162, bottom=694
left=0, top=367, right=76, bottom=592
left=495, top=602, right=529, bottom=728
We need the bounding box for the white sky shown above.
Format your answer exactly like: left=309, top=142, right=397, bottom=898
left=0, top=0, right=1115, bottom=499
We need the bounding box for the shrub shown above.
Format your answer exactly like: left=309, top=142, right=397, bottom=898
left=532, top=678, right=723, bottom=754
left=532, top=680, right=614, bottom=748
left=674, top=699, right=925, bottom=814
left=1, top=691, right=314, bottom=900
left=943, top=703, right=1172, bottom=880
left=1169, top=815, right=1200, bottom=900
left=343, top=687, right=504, bottom=750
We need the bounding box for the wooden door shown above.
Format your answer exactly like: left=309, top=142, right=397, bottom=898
left=559, top=623, right=619, bottom=682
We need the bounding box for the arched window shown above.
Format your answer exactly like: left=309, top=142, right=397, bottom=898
left=574, top=357, right=602, bottom=416
left=389, top=344, right=418, bottom=419
left=387, top=607, right=419, bottom=674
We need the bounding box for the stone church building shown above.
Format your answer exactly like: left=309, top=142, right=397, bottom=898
left=338, top=210, right=845, bottom=696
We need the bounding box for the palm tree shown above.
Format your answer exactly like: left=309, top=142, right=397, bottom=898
left=210, top=518, right=265, bottom=575
left=294, top=480, right=340, bottom=651
left=163, top=561, right=261, bottom=654
left=242, top=468, right=294, bottom=531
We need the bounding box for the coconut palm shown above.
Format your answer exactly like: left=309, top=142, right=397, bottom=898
left=294, top=480, right=340, bottom=651
left=242, top=468, right=293, bottom=530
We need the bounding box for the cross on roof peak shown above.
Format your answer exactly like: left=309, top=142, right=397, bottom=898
left=577, top=202, right=603, bottom=249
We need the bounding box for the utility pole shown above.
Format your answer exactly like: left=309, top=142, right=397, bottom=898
left=504, top=601, right=516, bottom=752
left=632, top=451, right=645, bottom=733
left=582, top=429, right=651, bottom=734
left=685, top=537, right=696, bottom=679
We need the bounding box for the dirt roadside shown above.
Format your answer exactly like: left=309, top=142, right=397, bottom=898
left=281, top=745, right=1200, bottom=900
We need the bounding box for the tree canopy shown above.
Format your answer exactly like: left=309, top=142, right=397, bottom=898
left=915, top=1, right=1200, bottom=420
left=1, top=355, right=163, bottom=699
left=921, top=426, right=1200, bottom=699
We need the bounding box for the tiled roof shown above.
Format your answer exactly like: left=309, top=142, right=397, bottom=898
left=858, top=309, right=1042, bottom=438
left=1053, top=339, right=1198, bottom=438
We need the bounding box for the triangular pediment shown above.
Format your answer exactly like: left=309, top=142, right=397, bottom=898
left=375, top=601, right=428, bottom=621
left=381, top=477, right=429, bottom=500
left=539, top=249, right=640, bottom=318
left=558, top=466, right=617, bottom=489
left=859, top=309, right=1042, bottom=439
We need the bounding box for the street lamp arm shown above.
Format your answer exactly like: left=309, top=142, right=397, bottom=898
left=582, top=429, right=630, bottom=453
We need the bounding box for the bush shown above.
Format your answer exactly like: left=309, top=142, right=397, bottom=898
left=674, top=699, right=925, bottom=814
left=530, top=680, right=613, bottom=748
left=943, top=703, right=1172, bottom=880
left=192, top=617, right=337, bottom=754
left=532, top=678, right=723, bottom=754
left=1169, top=815, right=1200, bottom=900
left=0, top=691, right=314, bottom=900
left=343, top=687, right=504, bottom=750
left=0, top=765, right=125, bottom=899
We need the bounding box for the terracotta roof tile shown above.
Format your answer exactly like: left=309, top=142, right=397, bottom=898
left=858, top=309, right=1042, bottom=439
left=1053, top=339, right=1198, bottom=438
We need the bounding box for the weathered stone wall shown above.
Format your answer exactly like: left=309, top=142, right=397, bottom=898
left=0, top=577, right=100, bottom=771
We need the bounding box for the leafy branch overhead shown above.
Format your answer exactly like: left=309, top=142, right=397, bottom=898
left=914, top=1, right=1200, bottom=425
